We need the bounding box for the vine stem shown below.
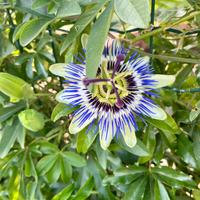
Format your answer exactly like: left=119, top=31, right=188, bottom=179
left=149, top=0, right=156, bottom=65
left=120, top=11, right=200, bottom=44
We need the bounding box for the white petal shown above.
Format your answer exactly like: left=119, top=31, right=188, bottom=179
left=118, top=109, right=137, bottom=148
left=99, top=113, right=116, bottom=150
left=148, top=105, right=167, bottom=120
left=128, top=56, right=149, bottom=71
left=139, top=101, right=167, bottom=120
left=49, top=63, right=68, bottom=77
left=99, top=129, right=114, bottom=150
left=56, top=89, right=83, bottom=105
left=151, top=74, right=176, bottom=88
left=69, top=106, right=97, bottom=134
left=49, top=63, right=85, bottom=81
left=56, top=90, right=68, bottom=104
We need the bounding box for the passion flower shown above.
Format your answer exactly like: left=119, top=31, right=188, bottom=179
left=50, top=41, right=175, bottom=149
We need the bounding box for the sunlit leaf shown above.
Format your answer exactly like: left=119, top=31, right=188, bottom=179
left=52, top=184, right=74, bottom=200
left=51, top=103, right=77, bottom=122
left=0, top=73, right=34, bottom=100
left=56, top=1, right=81, bottom=18
left=62, top=151, right=86, bottom=167
left=114, top=0, right=150, bottom=28
left=152, top=166, right=196, bottom=189
left=60, top=0, right=108, bottom=54
left=19, top=18, right=52, bottom=46
left=18, top=109, right=45, bottom=132
left=71, top=177, right=94, bottom=200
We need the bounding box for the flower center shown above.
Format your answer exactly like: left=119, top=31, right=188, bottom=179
left=83, top=54, right=132, bottom=108
left=92, top=71, right=129, bottom=106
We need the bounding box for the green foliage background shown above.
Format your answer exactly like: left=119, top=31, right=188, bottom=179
left=0, top=0, right=200, bottom=199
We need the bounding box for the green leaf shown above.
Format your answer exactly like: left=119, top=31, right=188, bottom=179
left=116, top=137, right=150, bottom=157
left=77, top=123, right=98, bottom=153
left=114, top=0, right=150, bottom=28
left=173, top=65, right=193, bottom=88
left=139, top=127, right=156, bottom=163
left=115, top=166, right=147, bottom=176
left=193, top=189, right=200, bottom=200
left=87, top=158, right=115, bottom=199
left=34, top=56, right=48, bottom=78
left=37, top=140, right=59, bottom=154
left=51, top=103, right=77, bottom=122
left=86, top=1, right=114, bottom=78
left=62, top=151, right=86, bottom=167
left=18, top=109, right=45, bottom=132
left=36, top=154, right=57, bottom=175
left=124, top=177, right=148, bottom=200
left=60, top=156, right=72, bottom=183
left=56, top=1, right=81, bottom=18
left=177, top=134, right=197, bottom=168
left=152, top=166, right=196, bottom=189
left=189, top=100, right=200, bottom=121
left=193, top=128, right=200, bottom=168
left=154, top=179, right=170, bottom=200
left=16, top=122, right=26, bottom=149
left=186, top=0, right=200, bottom=9
left=46, top=156, right=61, bottom=183
left=52, top=184, right=74, bottom=200
left=0, top=118, right=22, bottom=158
left=60, top=0, right=107, bottom=54
left=32, top=0, right=50, bottom=9
left=12, top=23, right=26, bottom=43
left=146, top=114, right=179, bottom=145
left=25, top=58, right=34, bottom=79
left=103, top=166, right=147, bottom=186
left=26, top=181, right=37, bottom=200
left=71, top=177, right=94, bottom=200
left=0, top=103, right=25, bottom=123
left=0, top=73, right=34, bottom=100
left=25, top=153, right=37, bottom=181
left=0, top=31, right=15, bottom=58
left=19, top=18, right=52, bottom=46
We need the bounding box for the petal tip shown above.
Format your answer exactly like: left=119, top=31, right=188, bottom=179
left=125, top=137, right=137, bottom=148
left=69, top=121, right=79, bottom=134
left=100, top=135, right=113, bottom=150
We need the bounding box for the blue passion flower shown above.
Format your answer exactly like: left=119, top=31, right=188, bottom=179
left=50, top=41, right=175, bottom=150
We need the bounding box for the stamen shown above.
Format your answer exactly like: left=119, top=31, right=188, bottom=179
left=83, top=78, right=110, bottom=87
left=112, top=54, right=125, bottom=79
left=111, top=81, right=124, bottom=108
